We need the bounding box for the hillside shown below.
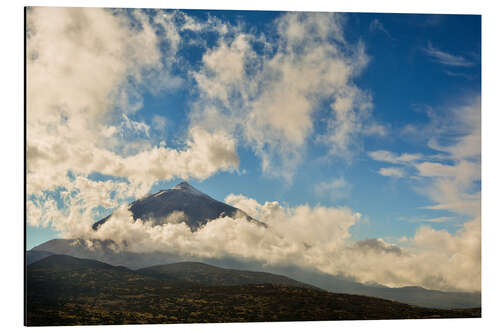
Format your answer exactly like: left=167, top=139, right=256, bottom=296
left=26, top=255, right=480, bottom=326
left=137, top=261, right=317, bottom=289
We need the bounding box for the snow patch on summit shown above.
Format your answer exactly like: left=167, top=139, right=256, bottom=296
left=153, top=190, right=167, bottom=198
left=172, top=182, right=205, bottom=196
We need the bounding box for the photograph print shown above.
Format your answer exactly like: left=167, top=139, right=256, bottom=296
left=25, top=6, right=481, bottom=326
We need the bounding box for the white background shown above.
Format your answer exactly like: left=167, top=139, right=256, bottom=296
left=1, top=0, right=498, bottom=332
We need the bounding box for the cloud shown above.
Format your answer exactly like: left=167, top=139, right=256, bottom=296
left=314, top=178, right=352, bottom=201
left=115, top=126, right=240, bottom=184
left=423, top=42, right=475, bottom=67
left=353, top=238, right=402, bottom=256
left=26, top=7, right=158, bottom=194
left=152, top=114, right=168, bottom=132
left=67, top=193, right=481, bottom=292
left=410, top=217, right=480, bottom=291
left=26, top=8, right=241, bottom=198
left=415, top=160, right=479, bottom=184
left=27, top=174, right=140, bottom=237
left=190, top=12, right=386, bottom=181
left=26, top=10, right=241, bottom=179
left=369, top=19, right=392, bottom=39
left=416, top=98, right=481, bottom=218
left=363, top=123, right=388, bottom=136
left=427, top=97, right=481, bottom=160
left=367, top=96, right=480, bottom=290
left=121, top=114, right=151, bottom=137
left=443, top=70, right=474, bottom=80
left=364, top=96, right=480, bottom=291
left=370, top=96, right=481, bottom=218
left=28, top=125, right=239, bottom=197
left=397, top=215, right=457, bottom=224
left=422, top=216, right=455, bottom=223
left=27, top=10, right=385, bottom=191
left=369, top=150, right=422, bottom=164
left=377, top=167, right=404, bottom=178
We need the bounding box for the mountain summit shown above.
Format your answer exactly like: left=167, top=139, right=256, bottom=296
left=92, top=181, right=265, bottom=232
left=171, top=181, right=205, bottom=195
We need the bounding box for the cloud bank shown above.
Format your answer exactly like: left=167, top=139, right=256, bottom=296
left=26, top=8, right=240, bottom=198
left=72, top=193, right=480, bottom=293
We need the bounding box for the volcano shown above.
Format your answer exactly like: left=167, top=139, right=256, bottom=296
left=27, top=182, right=481, bottom=310
left=92, top=181, right=265, bottom=232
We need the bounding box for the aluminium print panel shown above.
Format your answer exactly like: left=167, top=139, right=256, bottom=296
left=25, top=6, right=481, bottom=326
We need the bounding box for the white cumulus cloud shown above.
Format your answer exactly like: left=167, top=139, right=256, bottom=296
left=190, top=12, right=386, bottom=181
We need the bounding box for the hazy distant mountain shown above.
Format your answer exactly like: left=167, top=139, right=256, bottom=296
left=93, top=181, right=265, bottom=231
left=28, top=181, right=481, bottom=310
left=26, top=255, right=480, bottom=326
left=279, top=266, right=481, bottom=310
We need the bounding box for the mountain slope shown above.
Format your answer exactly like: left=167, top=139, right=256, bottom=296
left=26, top=255, right=480, bottom=326
left=93, top=181, right=265, bottom=232
left=26, top=250, right=55, bottom=265
left=136, top=261, right=317, bottom=289
left=27, top=254, right=141, bottom=287
left=30, top=238, right=188, bottom=269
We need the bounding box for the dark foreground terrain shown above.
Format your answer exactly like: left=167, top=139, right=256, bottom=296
left=26, top=255, right=480, bottom=326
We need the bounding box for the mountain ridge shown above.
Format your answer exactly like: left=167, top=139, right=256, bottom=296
left=136, top=261, right=319, bottom=289
left=28, top=254, right=315, bottom=289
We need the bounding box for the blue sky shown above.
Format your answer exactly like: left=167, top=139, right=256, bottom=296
left=26, top=8, right=481, bottom=291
